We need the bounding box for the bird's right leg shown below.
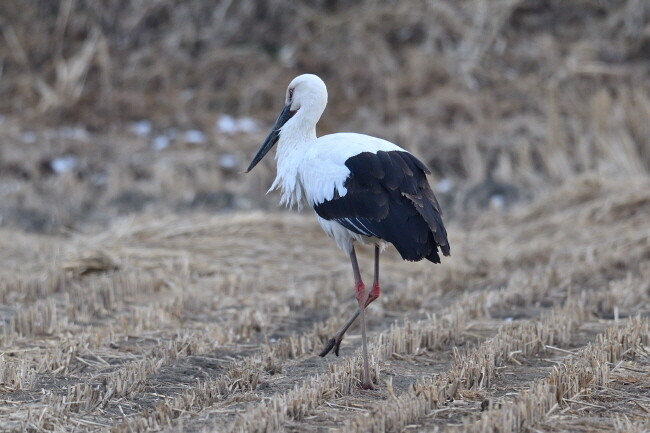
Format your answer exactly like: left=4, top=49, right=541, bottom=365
left=319, top=245, right=381, bottom=358
left=355, top=246, right=375, bottom=390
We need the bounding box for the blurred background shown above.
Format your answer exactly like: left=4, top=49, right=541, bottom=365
left=1, top=0, right=649, bottom=234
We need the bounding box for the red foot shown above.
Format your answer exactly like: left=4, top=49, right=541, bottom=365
left=355, top=281, right=366, bottom=304
left=366, top=283, right=381, bottom=307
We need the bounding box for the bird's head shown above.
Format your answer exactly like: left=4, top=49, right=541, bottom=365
left=246, top=74, right=328, bottom=172
left=285, top=74, right=328, bottom=115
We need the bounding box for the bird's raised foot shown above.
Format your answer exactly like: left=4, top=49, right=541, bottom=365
left=319, top=336, right=343, bottom=357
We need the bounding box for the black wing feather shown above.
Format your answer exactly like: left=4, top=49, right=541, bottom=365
left=314, top=150, right=450, bottom=263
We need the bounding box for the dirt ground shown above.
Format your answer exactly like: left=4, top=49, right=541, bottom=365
left=0, top=174, right=648, bottom=432
left=1, top=1, right=649, bottom=432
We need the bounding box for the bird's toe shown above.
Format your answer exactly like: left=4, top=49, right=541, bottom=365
left=319, top=337, right=337, bottom=357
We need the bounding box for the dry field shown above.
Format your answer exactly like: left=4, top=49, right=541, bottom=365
left=2, top=0, right=649, bottom=232
left=0, top=173, right=648, bottom=432
left=1, top=1, right=650, bottom=432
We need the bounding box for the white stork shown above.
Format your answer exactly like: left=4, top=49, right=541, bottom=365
left=246, top=74, right=450, bottom=389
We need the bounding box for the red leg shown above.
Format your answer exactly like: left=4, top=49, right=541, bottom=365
left=367, top=244, right=381, bottom=305
left=366, top=282, right=380, bottom=306
left=355, top=281, right=366, bottom=302
left=319, top=244, right=382, bottom=378
left=358, top=245, right=381, bottom=390
left=319, top=295, right=379, bottom=357
left=356, top=279, right=374, bottom=390
left=318, top=245, right=375, bottom=389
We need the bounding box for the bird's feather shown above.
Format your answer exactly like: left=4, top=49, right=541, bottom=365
left=313, top=150, right=450, bottom=262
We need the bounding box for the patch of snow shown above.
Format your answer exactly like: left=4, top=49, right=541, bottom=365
left=184, top=129, right=206, bottom=144
left=152, top=135, right=170, bottom=150
left=490, top=194, right=505, bottom=210
left=216, top=115, right=260, bottom=135
left=218, top=154, right=238, bottom=170
left=130, top=120, right=152, bottom=136
left=216, top=115, right=237, bottom=134
left=51, top=155, right=77, bottom=174
left=279, top=45, right=296, bottom=68
left=437, top=178, right=453, bottom=193
left=237, top=117, right=259, bottom=133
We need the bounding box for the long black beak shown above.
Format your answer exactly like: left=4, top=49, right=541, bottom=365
left=246, top=105, right=294, bottom=172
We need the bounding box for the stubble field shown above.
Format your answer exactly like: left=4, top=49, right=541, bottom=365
left=1, top=1, right=650, bottom=431
left=0, top=174, right=648, bottom=432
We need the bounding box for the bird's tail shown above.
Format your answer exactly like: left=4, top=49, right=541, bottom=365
left=403, top=190, right=451, bottom=260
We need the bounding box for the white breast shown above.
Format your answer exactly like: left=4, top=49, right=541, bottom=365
left=270, top=132, right=404, bottom=253
left=299, top=133, right=404, bottom=207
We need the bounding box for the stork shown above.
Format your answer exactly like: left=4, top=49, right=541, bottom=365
left=246, top=74, right=450, bottom=390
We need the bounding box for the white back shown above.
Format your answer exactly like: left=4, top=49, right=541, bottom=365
left=299, top=133, right=405, bottom=207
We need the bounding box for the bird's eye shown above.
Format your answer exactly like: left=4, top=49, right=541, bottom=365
left=289, top=88, right=294, bottom=100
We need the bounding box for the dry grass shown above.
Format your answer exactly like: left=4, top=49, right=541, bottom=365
left=1, top=0, right=649, bottom=233
left=0, top=2, right=649, bottom=432
left=0, top=174, right=647, bottom=432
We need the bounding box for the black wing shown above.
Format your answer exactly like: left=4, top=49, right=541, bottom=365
left=314, top=150, right=450, bottom=263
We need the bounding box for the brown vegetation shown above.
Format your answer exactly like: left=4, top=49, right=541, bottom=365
left=0, top=1, right=649, bottom=432
left=0, top=174, right=647, bottom=431
left=1, top=0, right=649, bottom=232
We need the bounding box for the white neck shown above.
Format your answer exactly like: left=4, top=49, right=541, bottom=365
left=268, top=104, right=323, bottom=210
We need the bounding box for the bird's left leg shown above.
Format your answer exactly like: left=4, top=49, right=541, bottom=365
left=351, top=246, right=375, bottom=390
left=319, top=245, right=382, bottom=358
